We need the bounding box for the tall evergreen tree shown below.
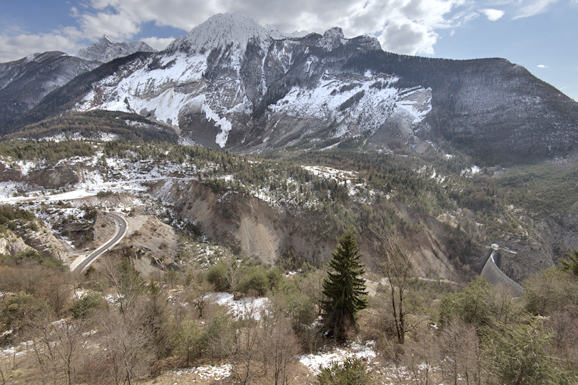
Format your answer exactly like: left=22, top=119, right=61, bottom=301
left=321, top=231, right=368, bottom=340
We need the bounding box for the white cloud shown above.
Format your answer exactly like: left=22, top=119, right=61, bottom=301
left=537, top=64, right=548, bottom=68
left=0, top=31, right=81, bottom=62
left=79, top=11, right=142, bottom=41
left=141, top=37, right=175, bottom=51
left=86, top=0, right=215, bottom=31
left=512, top=0, right=558, bottom=19
left=0, top=0, right=478, bottom=61
left=79, top=0, right=468, bottom=55
left=379, top=20, right=438, bottom=55
left=479, top=8, right=505, bottom=21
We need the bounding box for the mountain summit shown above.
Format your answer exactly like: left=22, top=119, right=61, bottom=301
left=77, top=36, right=156, bottom=63
left=167, top=13, right=271, bottom=54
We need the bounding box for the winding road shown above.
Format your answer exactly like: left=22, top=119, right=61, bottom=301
left=71, top=212, right=128, bottom=272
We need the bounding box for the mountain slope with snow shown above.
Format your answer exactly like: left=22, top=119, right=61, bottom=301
left=0, top=52, right=100, bottom=125
left=73, top=13, right=428, bottom=152
left=5, top=13, right=578, bottom=165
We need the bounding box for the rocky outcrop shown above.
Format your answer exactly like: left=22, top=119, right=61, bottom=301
left=0, top=162, right=80, bottom=190
left=18, top=221, right=69, bottom=261
left=0, top=232, right=35, bottom=255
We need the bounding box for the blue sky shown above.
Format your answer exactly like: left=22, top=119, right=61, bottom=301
left=0, top=0, right=576, bottom=101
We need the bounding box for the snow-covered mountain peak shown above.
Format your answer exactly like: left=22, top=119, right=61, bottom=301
left=167, top=12, right=271, bottom=54
left=323, top=27, right=345, bottom=39
left=319, top=27, right=346, bottom=50
left=77, top=36, right=156, bottom=63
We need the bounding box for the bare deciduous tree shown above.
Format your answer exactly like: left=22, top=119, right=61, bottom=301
left=98, top=303, right=156, bottom=385
left=230, top=316, right=261, bottom=385
left=28, top=309, right=87, bottom=385
left=378, top=238, right=414, bottom=344
left=438, top=319, right=482, bottom=385
left=260, top=310, right=300, bottom=385
left=403, top=326, right=437, bottom=385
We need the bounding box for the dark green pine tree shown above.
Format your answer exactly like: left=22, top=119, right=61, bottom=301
left=561, top=248, right=578, bottom=277
left=321, top=231, right=368, bottom=340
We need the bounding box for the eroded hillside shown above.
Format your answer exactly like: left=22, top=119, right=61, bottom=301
left=1, top=139, right=574, bottom=283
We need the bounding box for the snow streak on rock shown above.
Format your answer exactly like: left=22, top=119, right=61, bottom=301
left=269, top=74, right=431, bottom=138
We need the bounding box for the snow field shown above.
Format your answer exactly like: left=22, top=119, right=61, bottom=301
left=268, top=74, right=431, bottom=138
left=78, top=53, right=208, bottom=128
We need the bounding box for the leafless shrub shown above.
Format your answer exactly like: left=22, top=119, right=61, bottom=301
left=229, top=317, right=261, bottom=385
left=546, top=305, right=578, bottom=369
left=401, top=324, right=437, bottom=385
left=28, top=310, right=88, bottom=385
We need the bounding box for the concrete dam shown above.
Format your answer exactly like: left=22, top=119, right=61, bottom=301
left=480, top=249, right=524, bottom=297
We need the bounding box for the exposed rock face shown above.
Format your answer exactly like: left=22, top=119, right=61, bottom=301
left=18, top=221, right=69, bottom=261
left=0, top=232, right=35, bottom=255
left=77, top=36, right=156, bottom=63
left=73, top=14, right=430, bottom=154
left=148, top=178, right=457, bottom=279
left=0, top=52, right=100, bottom=124
left=70, top=14, right=578, bottom=165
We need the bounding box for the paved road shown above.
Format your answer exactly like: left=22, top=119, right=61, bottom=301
left=72, top=212, right=128, bottom=272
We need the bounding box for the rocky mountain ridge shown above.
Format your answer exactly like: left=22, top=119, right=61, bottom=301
left=73, top=14, right=432, bottom=154
left=0, top=52, right=100, bottom=124
left=0, top=36, right=156, bottom=128
left=1, top=13, right=576, bottom=166
left=77, top=35, right=156, bottom=63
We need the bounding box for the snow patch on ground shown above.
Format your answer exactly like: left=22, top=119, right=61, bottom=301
left=204, top=292, right=270, bottom=320
left=299, top=340, right=377, bottom=375
left=0, top=340, right=33, bottom=359
left=173, top=363, right=232, bottom=381
left=15, top=160, right=39, bottom=176
left=302, top=165, right=357, bottom=181
left=461, top=165, right=481, bottom=177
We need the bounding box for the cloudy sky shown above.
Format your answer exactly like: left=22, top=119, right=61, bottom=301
left=1, top=0, right=576, bottom=100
